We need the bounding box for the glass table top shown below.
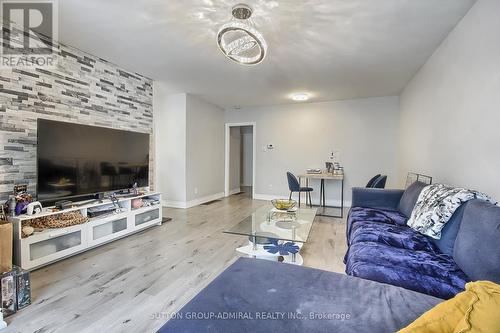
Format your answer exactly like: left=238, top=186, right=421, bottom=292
left=223, top=205, right=317, bottom=243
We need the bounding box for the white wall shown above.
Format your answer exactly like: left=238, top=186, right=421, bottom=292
left=398, top=0, right=500, bottom=200
left=225, top=96, right=400, bottom=205
left=228, top=127, right=241, bottom=193
left=154, top=86, right=187, bottom=204
left=185, top=94, right=225, bottom=202
left=240, top=126, right=253, bottom=187
left=154, top=88, right=225, bottom=207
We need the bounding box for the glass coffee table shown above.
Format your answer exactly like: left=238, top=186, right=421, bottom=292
left=223, top=205, right=317, bottom=265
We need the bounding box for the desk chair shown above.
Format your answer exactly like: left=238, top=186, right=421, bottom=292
left=287, top=172, right=313, bottom=207
left=372, top=175, right=387, bottom=189
left=366, top=174, right=381, bottom=188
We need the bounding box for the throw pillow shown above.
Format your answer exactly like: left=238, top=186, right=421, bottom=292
left=407, top=184, right=495, bottom=239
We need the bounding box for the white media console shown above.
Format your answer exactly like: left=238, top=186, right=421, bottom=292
left=9, top=192, right=162, bottom=270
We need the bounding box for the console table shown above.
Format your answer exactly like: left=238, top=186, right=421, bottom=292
left=298, top=172, right=344, bottom=218
left=8, top=192, right=162, bottom=270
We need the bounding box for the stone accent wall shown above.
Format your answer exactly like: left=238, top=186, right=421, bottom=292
left=0, top=32, right=154, bottom=200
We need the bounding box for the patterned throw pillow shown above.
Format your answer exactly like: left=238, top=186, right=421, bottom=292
left=407, top=184, right=495, bottom=239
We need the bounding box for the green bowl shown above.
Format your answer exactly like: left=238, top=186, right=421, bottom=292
left=271, top=199, right=297, bottom=211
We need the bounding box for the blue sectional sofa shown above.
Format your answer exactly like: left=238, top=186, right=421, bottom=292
left=345, top=182, right=500, bottom=299
left=159, top=257, right=441, bottom=333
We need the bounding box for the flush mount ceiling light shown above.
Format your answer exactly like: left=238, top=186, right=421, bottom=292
left=217, top=4, right=267, bottom=65
left=291, top=93, right=310, bottom=102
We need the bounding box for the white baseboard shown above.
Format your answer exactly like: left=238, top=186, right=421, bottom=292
left=162, top=199, right=186, bottom=209
left=163, top=192, right=225, bottom=209
left=253, top=193, right=281, bottom=201
left=254, top=193, right=351, bottom=208
left=228, top=188, right=241, bottom=196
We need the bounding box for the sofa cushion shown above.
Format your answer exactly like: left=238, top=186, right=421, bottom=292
left=397, top=181, right=428, bottom=218
left=347, top=207, right=408, bottom=245
left=350, top=221, right=439, bottom=253
left=345, top=242, right=469, bottom=299
left=160, top=257, right=442, bottom=333
left=351, top=188, right=405, bottom=211
left=453, top=199, right=500, bottom=283
left=349, top=207, right=408, bottom=225
left=431, top=203, right=466, bottom=256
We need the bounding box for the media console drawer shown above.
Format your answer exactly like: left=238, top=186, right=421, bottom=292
left=21, top=224, right=88, bottom=270
left=135, top=208, right=160, bottom=226
left=88, top=215, right=129, bottom=247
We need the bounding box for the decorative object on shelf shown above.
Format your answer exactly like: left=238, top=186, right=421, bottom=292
left=26, top=202, right=42, bottom=216
left=271, top=199, right=297, bottom=211
left=12, top=184, right=32, bottom=216
left=110, top=194, right=120, bottom=209
left=217, top=3, right=267, bottom=65
left=131, top=198, right=144, bottom=209
left=13, top=185, right=27, bottom=196
left=326, top=162, right=333, bottom=173
left=15, top=268, right=30, bottom=310
left=21, top=226, right=34, bottom=238
left=306, top=168, right=322, bottom=174
left=7, top=197, right=16, bottom=218
left=0, top=271, right=16, bottom=317
left=22, top=212, right=89, bottom=236
left=263, top=239, right=300, bottom=256
left=132, top=182, right=139, bottom=195
left=14, top=193, right=32, bottom=216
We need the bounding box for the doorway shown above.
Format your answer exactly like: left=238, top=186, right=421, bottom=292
left=225, top=122, right=256, bottom=198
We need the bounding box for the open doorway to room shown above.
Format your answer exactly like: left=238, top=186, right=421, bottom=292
left=225, top=123, right=256, bottom=198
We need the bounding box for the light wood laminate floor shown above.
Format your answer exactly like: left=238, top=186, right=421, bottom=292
left=4, top=191, right=347, bottom=333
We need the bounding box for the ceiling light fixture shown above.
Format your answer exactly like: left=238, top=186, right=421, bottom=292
left=291, top=93, right=310, bottom=102
left=217, top=4, right=267, bottom=65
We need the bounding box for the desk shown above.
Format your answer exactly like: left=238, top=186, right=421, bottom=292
left=298, top=172, right=344, bottom=218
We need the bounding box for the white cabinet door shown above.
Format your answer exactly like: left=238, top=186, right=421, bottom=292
left=21, top=224, right=87, bottom=270
left=87, top=213, right=130, bottom=247
left=133, top=206, right=161, bottom=230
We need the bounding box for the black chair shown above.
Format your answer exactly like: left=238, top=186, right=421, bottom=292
left=366, top=174, right=381, bottom=188
left=372, top=175, right=387, bottom=189
left=286, top=172, right=313, bottom=207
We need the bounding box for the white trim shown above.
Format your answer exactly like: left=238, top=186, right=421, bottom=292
left=163, top=192, right=225, bottom=209
left=228, top=188, right=241, bottom=196
left=253, top=193, right=286, bottom=201
left=224, top=122, right=256, bottom=199
left=162, top=199, right=186, bottom=209
left=254, top=193, right=351, bottom=208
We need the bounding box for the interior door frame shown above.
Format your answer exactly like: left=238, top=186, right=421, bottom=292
left=224, top=122, right=256, bottom=199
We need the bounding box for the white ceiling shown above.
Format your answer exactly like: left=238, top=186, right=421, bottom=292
left=59, top=0, right=476, bottom=108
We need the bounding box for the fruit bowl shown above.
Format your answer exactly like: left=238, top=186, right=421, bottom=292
left=271, top=199, right=297, bottom=211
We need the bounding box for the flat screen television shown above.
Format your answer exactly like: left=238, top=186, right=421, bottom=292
left=37, top=119, right=150, bottom=202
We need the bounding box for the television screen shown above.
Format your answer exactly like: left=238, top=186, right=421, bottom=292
left=37, top=119, right=150, bottom=202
